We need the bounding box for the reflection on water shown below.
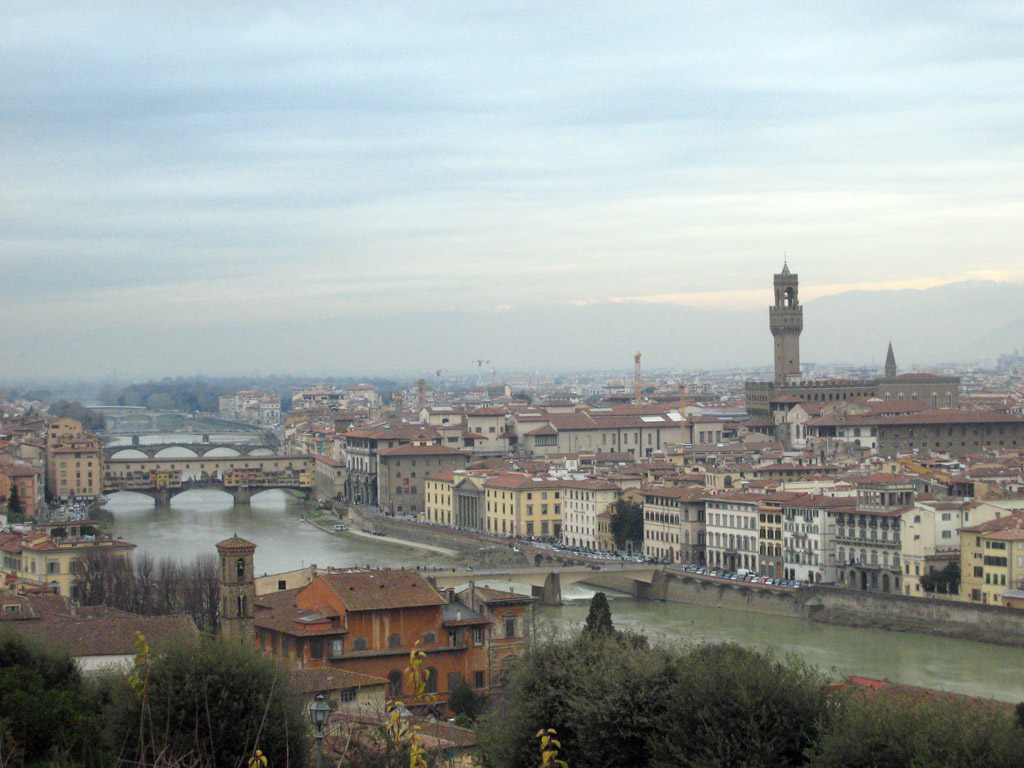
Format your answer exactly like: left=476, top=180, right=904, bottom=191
left=106, top=490, right=1024, bottom=703
left=105, top=489, right=456, bottom=576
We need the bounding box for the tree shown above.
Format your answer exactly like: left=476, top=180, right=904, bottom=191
left=609, top=500, right=643, bottom=552
left=583, top=592, right=615, bottom=636
left=105, top=636, right=309, bottom=767
left=920, top=561, right=961, bottom=595
left=806, top=688, right=1024, bottom=768
left=449, top=675, right=485, bottom=725
left=0, top=634, right=106, bottom=766
left=6, top=483, right=24, bottom=523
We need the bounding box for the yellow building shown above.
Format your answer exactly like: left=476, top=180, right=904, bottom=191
left=959, top=511, right=1024, bottom=606
left=45, top=417, right=104, bottom=500
left=424, top=472, right=456, bottom=525
left=0, top=521, right=135, bottom=599
left=484, top=475, right=562, bottom=538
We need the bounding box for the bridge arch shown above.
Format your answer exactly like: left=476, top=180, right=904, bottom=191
left=154, top=446, right=198, bottom=458
left=246, top=448, right=275, bottom=456
left=111, top=449, right=148, bottom=459
left=203, top=447, right=241, bottom=457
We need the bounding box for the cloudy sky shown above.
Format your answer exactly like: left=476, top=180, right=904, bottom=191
left=3, top=2, right=1024, bottom=378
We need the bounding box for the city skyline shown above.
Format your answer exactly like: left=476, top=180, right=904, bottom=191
left=3, top=3, right=1024, bottom=377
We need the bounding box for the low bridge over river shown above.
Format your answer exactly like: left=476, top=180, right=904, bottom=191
left=426, top=565, right=801, bottom=607
left=427, top=564, right=661, bottom=606
left=104, top=454, right=313, bottom=506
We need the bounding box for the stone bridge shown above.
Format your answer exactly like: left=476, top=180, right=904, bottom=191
left=427, top=564, right=661, bottom=606
left=426, top=565, right=801, bottom=607
left=104, top=454, right=313, bottom=507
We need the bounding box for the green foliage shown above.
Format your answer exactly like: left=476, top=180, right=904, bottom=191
left=919, top=561, right=961, bottom=595
left=583, top=592, right=614, bottom=636
left=648, top=644, right=825, bottom=768
left=478, top=636, right=827, bottom=768
left=609, top=500, right=643, bottom=551
left=0, top=633, right=106, bottom=767
left=104, top=636, right=309, bottom=768
left=449, top=675, right=486, bottom=724
left=806, top=689, right=1024, bottom=768
left=6, top=483, right=25, bottom=523
left=50, top=399, right=106, bottom=431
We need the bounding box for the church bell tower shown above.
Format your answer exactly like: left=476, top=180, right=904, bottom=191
left=216, top=536, right=256, bottom=645
left=769, top=260, right=803, bottom=385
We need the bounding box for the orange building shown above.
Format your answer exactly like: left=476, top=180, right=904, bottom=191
left=254, top=569, right=532, bottom=709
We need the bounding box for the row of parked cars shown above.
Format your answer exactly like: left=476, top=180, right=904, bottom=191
left=679, top=564, right=802, bottom=588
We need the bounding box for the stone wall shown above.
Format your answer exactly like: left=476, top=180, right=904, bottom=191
left=583, top=571, right=1024, bottom=644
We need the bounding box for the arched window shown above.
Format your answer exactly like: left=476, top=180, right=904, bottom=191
left=387, top=670, right=403, bottom=698
left=236, top=595, right=245, bottom=617
left=353, top=637, right=368, bottom=651
left=931, top=393, right=938, bottom=407
left=236, top=558, right=246, bottom=581
left=387, top=633, right=402, bottom=648
left=422, top=631, right=437, bottom=645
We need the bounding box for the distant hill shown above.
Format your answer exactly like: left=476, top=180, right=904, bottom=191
left=17, top=279, right=1024, bottom=378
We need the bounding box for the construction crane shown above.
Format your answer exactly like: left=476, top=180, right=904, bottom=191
left=472, top=359, right=490, bottom=369
left=634, top=351, right=643, bottom=406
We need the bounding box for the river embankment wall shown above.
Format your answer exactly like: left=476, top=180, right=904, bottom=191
left=583, top=571, right=1024, bottom=647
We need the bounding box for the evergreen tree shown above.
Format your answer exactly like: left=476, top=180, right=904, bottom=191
left=583, top=592, right=615, bottom=635
left=6, top=483, right=24, bottom=522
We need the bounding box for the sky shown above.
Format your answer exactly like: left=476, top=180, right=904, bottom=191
left=3, top=2, right=1024, bottom=378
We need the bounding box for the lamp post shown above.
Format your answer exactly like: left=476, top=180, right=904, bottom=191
left=308, top=693, right=331, bottom=768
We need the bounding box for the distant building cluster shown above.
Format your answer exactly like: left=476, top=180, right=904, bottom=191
left=217, top=389, right=280, bottom=426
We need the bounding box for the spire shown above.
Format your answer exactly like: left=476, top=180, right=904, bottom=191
left=780, top=252, right=791, bottom=275
left=884, top=341, right=897, bottom=379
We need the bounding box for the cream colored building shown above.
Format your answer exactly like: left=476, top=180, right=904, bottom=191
left=0, top=521, right=135, bottom=598
left=642, top=486, right=707, bottom=564
left=560, top=479, right=619, bottom=550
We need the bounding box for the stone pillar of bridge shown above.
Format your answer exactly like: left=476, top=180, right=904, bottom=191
left=634, top=568, right=669, bottom=601
left=232, top=487, right=252, bottom=506
left=202, top=434, right=210, bottom=443
left=531, top=571, right=562, bottom=606
left=154, top=488, right=171, bottom=506
left=131, top=435, right=140, bottom=446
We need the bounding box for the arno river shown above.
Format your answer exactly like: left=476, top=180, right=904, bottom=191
left=105, top=488, right=1024, bottom=704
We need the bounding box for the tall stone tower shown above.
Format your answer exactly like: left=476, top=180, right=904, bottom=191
left=884, top=341, right=897, bottom=379
left=216, top=536, right=256, bottom=645
left=769, top=260, right=803, bottom=385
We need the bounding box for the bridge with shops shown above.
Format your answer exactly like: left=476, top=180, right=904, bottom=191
left=104, top=438, right=276, bottom=459
left=104, top=454, right=313, bottom=506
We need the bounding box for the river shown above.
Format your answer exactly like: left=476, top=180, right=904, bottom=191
left=105, top=489, right=1024, bottom=703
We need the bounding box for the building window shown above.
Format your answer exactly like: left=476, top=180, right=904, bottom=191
left=353, top=637, right=368, bottom=651
left=474, top=670, right=486, bottom=689
left=504, top=614, right=516, bottom=639
left=310, top=638, right=323, bottom=659
left=388, top=670, right=403, bottom=698
left=387, top=633, right=402, bottom=648
left=425, top=666, right=439, bottom=694
left=328, top=638, right=344, bottom=659
left=422, top=631, right=437, bottom=645
left=473, top=627, right=485, bottom=645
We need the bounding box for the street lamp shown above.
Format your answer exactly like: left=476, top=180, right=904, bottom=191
left=308, top=693, right=331, bottom=768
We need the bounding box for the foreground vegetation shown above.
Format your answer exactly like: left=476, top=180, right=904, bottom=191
left=0, top=634, right=307, bottom=768
left=4, top=609, right=1023, bottom=768
left=479, top=620, right=1024, bottom=768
